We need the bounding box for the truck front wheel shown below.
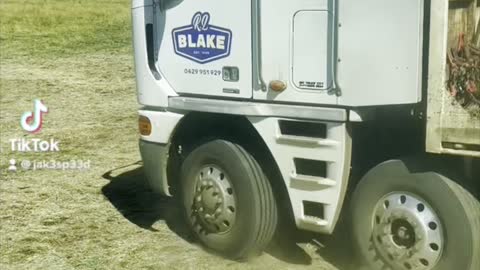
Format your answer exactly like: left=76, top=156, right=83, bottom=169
left=180, top=140, right=278, bottom=260
left=350, top=160, right=480, bottom=270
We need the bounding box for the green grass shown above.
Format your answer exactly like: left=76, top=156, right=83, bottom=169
left=0, top=0, right=132, bottom=58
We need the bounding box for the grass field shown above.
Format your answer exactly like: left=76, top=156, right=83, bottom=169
left=0, top=1, right=346, bottom=269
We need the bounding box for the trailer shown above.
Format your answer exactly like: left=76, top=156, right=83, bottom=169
left=132, top=0, right=480, bottom=269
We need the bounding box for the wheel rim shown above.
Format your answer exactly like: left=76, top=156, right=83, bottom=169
left=189, top=165, right=237, bottom=235
left=372, top=192, right=444, bottom=270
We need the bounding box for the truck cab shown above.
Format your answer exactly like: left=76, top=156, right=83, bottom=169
left=132, top=0, right=480, bottom=269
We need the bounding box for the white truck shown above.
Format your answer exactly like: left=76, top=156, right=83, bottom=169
left=132, top=0, right=480, bottom=269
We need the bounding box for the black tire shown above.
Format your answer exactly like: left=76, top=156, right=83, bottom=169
left=180, top=139, right=278, bottom=260
left=350, top=160, right=480, bottom=270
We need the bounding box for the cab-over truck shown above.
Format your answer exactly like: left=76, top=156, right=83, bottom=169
left=132, top=0, right=480, bottom=269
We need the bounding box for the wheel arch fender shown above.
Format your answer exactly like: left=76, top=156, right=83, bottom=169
left=166, top=112, right=295, bottom=221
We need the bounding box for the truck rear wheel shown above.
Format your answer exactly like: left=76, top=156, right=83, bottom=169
left=350, top=160, right=480, bottom=270
left=180, top=140, right=278, bottom=260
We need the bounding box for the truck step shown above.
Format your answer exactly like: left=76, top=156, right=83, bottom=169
left=276, top=134, right=339, bottom=147
left=291, top=173, right=336, bottom=188
left=300, top=216, right=329, bottom=227
left=250, top=117, right=351, bottom=234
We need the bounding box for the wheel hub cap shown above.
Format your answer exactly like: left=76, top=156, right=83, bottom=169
left=391, top=219, right=416, bottom=248
left=372, top=193, right=444, bottom=270
left=190, top=166, right=236, bottom=234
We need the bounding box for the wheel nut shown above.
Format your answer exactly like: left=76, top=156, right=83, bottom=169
left=199, top=207, right=204, bottom=212
left=196, top=196, right=202, bottom=202
left=217, top=198, right=223, bottom=204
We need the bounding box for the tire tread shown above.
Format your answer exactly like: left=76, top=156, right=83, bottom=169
left=181, top=140, right=278, bottom=260
left=230, top=142, right=278, bottom=258
left=443, top=178, right=480, bottom=270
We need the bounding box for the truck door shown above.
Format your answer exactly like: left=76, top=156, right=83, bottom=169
left=254, top=0, right=337, bottom=105
left=156, top=0, right=252, bottom=99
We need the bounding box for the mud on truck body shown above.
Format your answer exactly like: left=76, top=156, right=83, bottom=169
left=132, top=0, right=480, bottom=269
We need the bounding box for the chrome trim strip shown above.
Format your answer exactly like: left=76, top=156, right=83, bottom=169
left=168, top=97, right=347, bottom=122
